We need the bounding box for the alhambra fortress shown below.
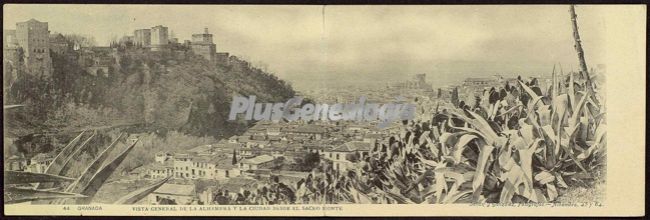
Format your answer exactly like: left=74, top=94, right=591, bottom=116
left=3, top=19, right=231, bottom=81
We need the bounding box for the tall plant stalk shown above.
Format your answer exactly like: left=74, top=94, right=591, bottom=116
left=569, top=5, right=592, bottom=85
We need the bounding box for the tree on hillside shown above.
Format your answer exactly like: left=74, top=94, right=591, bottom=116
left=64, top=34, right=97, bottom=48
left=298, top=153, right=320, bottom=172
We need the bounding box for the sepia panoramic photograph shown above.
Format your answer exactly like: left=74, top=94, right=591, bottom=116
left=1, top=3, right=645, bottom=217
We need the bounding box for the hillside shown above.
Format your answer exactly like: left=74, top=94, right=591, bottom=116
left=3, top=47, right=296, bottom=157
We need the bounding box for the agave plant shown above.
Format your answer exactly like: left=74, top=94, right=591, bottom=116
left=335, top=5, right=605, bottom=204
left=345, top=69, right=605, bottom=204
left=3, top=130, right=170, bottom=204
left=4, top=170, right=88, bottom=204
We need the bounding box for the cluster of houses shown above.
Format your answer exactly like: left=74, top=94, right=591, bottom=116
left=128, top=120, right=392, bottom=205
left=132, top=120, right=386, bottom=179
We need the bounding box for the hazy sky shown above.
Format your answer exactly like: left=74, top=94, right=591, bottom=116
left=4, top=5, right=608, bottom=90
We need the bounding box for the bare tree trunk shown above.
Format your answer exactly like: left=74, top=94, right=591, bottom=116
left=569, top=5, right=592, bottom=85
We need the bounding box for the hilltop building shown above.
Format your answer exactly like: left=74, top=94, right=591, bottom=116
left=150, top=25, right=169, bottom=51
left=131, top=25, right=173, bottom=51
left=190, top=28, right=217, bottom=62
left=132, top=26, right=231, bottom=63
left=133, top=29, right=151, bottom=47
left=5, top=19, right=53, bottom=76
left=16, top=19, right=50, bottom=60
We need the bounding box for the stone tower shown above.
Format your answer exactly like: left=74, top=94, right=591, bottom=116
left=192, top=28, right=214, bottom=44
left=15, top=19, right=52, bottom=76
left=150, top=25, right=169, bottom=51
left=134, top=29, right=151, bottom=47
left=190, top=28, right=217, bottom=61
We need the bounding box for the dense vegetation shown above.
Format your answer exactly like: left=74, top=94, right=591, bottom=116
left=4, top=46, right=296, bottom=157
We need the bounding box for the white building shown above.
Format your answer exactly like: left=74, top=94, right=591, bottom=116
left=148, top=161, right=174, bottom=179
left=323, top=141, right=371, bottom=172
left=172, top=152, right=239, bottom=180
left=26, top=153, right=54, bottom=173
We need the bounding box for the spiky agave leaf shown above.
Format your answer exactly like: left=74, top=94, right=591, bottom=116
left=36, top=130, right=88, bottom=189
left=556, top=126, right=590, bottom=174
left=59, top=130, right=98, bottom=176
left=449, top=110, right=504, bottom=148
left=113, top=176, right=171, bottom=204
left=518, top=139, right=543, bottom=192
left=568, top=72, right=577, bottom=109
left=5, top=171, right=76, bottom=185
left=72, top=138, right=138, bottom=204
left=66, top=133, right=125, bottom=190
left=432, top=166, right=447, bottom=203
left=466, top=110, right=501, bottom=141
left=578, top=122, right=606, bottom=162
left=403, top=168, right=434, bottom=196
left=450, top=134, right=479, bottom=164
left=54, top=134, right=127, bottom=204
left=534, top=171, right=559, bottom=201
left=430, top=166, right=474, bottom=203
left=438, top=132, right=460, bottom=157
left=550, top=94, right=570, bottom=157
left=471, top=144, right=495, bottom=202
left=537, top=105, right=553, bottom=126
left=441, top=171, right=465, bottom=203
left=4, top=187, right=87, bottom=204
left=568, top=90, right=591, bottom=134
left=518, top=80, right=544, bottom=113
left=498, top=164, right=535, bottom=203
